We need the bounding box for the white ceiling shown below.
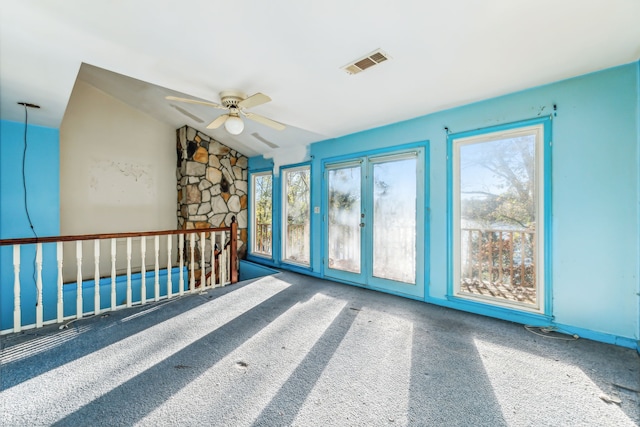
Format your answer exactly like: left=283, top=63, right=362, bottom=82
left=2, top=1, right=639, bottom=158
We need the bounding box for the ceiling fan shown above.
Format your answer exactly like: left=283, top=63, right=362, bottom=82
left=166, top=90, right=286, bottom=135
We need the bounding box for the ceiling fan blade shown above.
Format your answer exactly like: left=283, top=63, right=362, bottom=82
left=237, top=93, right=271, bottom=109
left=207, top=114, right=229, bottom=129
left=244, top=112, right=286, bottom=131
left=165, top=96, right=226, bottom=110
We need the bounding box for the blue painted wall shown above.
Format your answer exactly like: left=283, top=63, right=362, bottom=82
left=60, top=268, right=187, bottom=317
left=239, top=260, right=278, bottom=281
left=250, top=62, right=640, bottom=347
left=1, top=120, right=60, bottom=330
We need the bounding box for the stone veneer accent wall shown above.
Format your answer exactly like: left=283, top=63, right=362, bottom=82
left=176, top=125, right=248, bottom=259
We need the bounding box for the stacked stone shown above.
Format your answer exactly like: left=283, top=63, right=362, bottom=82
left=176, top=126, right=248, bottom=259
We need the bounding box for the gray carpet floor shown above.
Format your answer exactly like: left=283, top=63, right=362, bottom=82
left=1, top=272, right=638, bottom=426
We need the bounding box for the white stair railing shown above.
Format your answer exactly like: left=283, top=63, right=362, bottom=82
left=0, top=220, right=238, bottom=335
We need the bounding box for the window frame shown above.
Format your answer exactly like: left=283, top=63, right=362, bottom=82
left=448, top=118, right=552, bottom=315
left=249, top=170, right=274, bottom=258
left=281, top=164, right=312, bottom=267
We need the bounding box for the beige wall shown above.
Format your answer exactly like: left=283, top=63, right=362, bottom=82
left=60, top=80, right=176, bottom=235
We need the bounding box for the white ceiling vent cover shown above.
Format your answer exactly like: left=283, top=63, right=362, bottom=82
left=342, top=49, right=390, bottom=75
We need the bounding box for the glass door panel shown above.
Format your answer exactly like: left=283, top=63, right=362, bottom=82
left=327, top=164, right=362, bottom=276
left=372, top=157, right=417, bottom=284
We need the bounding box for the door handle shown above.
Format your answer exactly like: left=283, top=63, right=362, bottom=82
left=359, top=223, right=365, bottom=228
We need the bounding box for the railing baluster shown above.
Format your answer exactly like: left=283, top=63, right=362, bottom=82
left=520, top=232, right=526, bottom=287
left=13, top=245, right=21, bottom=333
left=35, top=243, right=44, bottom=327
left=93, top=240, right=100, bottom=315
left=13, top=245, right=22, bottom=332
left=532, top=232, right=537, bottom=288
left=466, top=230, right=473, bottom=280
left=141, top=237, right=147, bottom=305
left=57, top=242, right=64, bottom=322
left=126, top=237, right=132, bottom=308
left=230, top=219, right=238, bottom=284
left=167, top=235, right=173, bottom=299
left=224, top=246, right=229, bottom=285
left=210, top=232, right=216, bottom=287
left=200, top=231, right=206, bottom=290
left=178, top=234, right=184, bottom=296
left=75, top=241, right=83, bottom=320
left=111, top=238, right=117, bottom=311
left=189, top=234, right=195, bottom=292
left=478, top=230, right=483, bottom=283
left=220, top=230, right=227, bottom=286
left=154, top=235, right=160, bottom=301
left=498, top=232, right=503, bottom=283
left=488, top=232, right=493, bottom=282
left=509, top=231, right=514, bottom=286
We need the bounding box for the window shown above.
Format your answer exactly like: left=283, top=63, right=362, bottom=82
left=282, top=166, right=310, bottom=265
left=451, top=123, right=547, bottom=312
left=251, top=172, right=272, bottom=257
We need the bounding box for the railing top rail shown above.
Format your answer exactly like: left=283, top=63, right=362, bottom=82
left=0, top=226, right=232, bottom=247
left=461, top=227, right=535, bottom=234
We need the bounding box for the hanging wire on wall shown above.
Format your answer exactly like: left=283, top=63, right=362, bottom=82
left=17, top=102, right=40, bottom=239
left=17, top=102, right=42, bottom=296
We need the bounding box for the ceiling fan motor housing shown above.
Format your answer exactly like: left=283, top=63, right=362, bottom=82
left=220, top=90, right=246, bottom=109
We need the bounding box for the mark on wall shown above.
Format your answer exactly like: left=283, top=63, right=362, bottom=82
left=89, top=160, right=155, bottom=205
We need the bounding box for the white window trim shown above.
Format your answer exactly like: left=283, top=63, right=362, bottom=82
left=251, top=171, right=273, bottom=258
left=281, top=165, right=311, bottom=266
left=452, top=124, right=545, bottom=313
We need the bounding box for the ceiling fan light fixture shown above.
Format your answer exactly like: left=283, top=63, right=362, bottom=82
left=224, top=115, right=244, bottom=135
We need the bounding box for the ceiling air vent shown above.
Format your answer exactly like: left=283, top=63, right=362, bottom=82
left=342, top=49, right=390, bottom=75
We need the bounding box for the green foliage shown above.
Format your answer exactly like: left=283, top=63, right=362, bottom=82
left=285, top=169, right=310, bottom=225
left=329, top=189, right=358, bottom=211
left=328, top=168, right=359, bottom=216
left=254, top=175, right=272, bottom=225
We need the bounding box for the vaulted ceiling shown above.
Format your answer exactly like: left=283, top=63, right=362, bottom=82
left=2, top=1, right=639, bottom=157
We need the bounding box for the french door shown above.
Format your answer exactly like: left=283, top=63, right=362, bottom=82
left=324, top=149, right=425, bottom=299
